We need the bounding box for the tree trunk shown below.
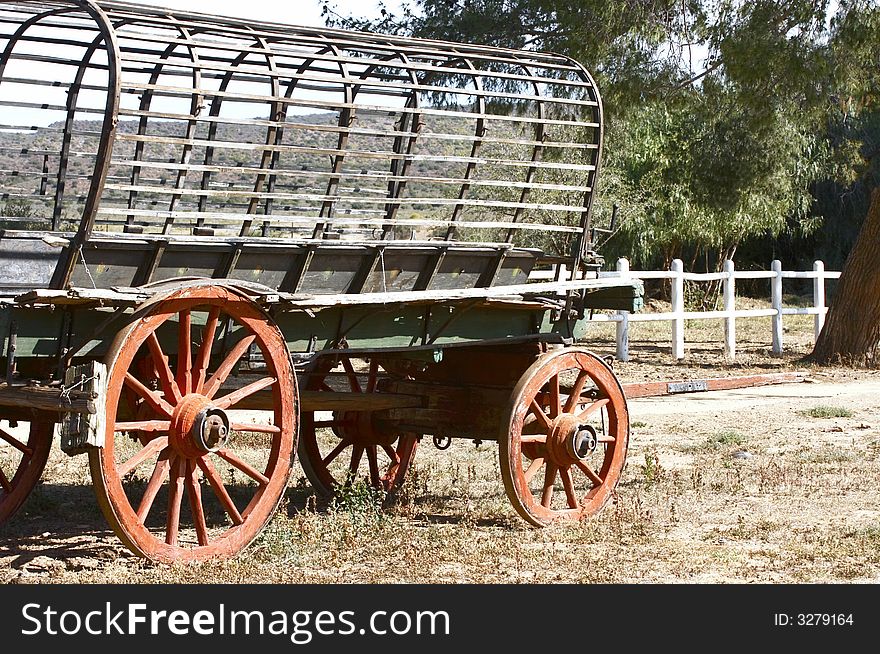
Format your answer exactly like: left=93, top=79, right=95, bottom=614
left=811, top=188, right=880, bottom=366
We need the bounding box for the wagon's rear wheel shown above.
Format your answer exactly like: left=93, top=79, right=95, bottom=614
left=499, top=348, right=628, bottom=526
left=89, top=285, right=297, bottom=563
left=299, top=355, right=418, bottom=497
left=0, top=419, right=52, bottom=524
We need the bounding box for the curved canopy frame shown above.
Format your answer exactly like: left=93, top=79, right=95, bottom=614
left=0, top=0, right=603, bottom=290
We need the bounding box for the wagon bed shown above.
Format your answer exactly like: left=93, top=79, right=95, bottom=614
left=0, top=0, right=642, bottom=563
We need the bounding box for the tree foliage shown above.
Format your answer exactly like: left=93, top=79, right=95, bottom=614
left=322, top=0, right=880, bottom=270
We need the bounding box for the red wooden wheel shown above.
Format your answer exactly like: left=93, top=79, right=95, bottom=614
left=0, top=419, right=52, bottom=524
left=298, top=356, right=418, bottom=497
left=499, top=348, right=628, bottom=526
left=89, top=285, right=297, bottom=563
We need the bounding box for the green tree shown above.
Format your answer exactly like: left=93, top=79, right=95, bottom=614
left=322, top=1, right=864, bottom=274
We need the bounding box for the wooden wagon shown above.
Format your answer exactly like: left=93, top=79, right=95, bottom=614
left=0, top=0, right=643, bottom=562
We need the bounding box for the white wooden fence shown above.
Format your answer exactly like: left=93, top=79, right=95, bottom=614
left=531, top=258, right=841, bottom=362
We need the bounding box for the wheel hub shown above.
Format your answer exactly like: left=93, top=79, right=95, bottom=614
left=335, top=410, right=397, bottom=447
left=567, top=424, right=598, bottom=460
left=169, top=394, right=231, bottom=458
left=547, top=414, right=598, bottom=466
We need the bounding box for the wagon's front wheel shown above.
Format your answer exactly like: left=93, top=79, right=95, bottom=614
left=89, top=285, right=297, bottom=563
left=0, top=419, right=53, bottom=524
left=499, top=348, right=628, bottom=526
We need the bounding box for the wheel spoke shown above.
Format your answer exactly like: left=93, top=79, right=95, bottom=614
left=165, top=456, right=185, bottom=546
left=177, top=310, right=192, bottom=396
left=0, top=428, right=33, bottom=457
left=114, top=420, right=171, bottom=433
left=341, top=357, right=362, bottom=393
left=213, top=376, right=277, bottom=410
left=576, top=398, right=610, bottom=422
left=124, top=372, right=175, bottom=417
left=196, top=456, right=243, bottom=525
left=136, top=452, right=170, bottom=522
left=366, top=359, right=379, bottom=393
left=145, top=332, right=182, bottom=404
left=215, top=449, right=270, bottom=486
left=117, top=436, right=169, bottom=478
left=349, top=444, right=364, bottom=478
left=520, top=433, right=548, bottom=444
left=185, top=460, right=209, bottom=547
left=575, top=460, right=603, bottom=487
left=322, top=438, right=351, bottom=466
left=381, top=444, right=400, bottom=465
left=193, top=306, right=221, bottom=394
left=522, top=418, right=549, bottom=436
left=202, top=333, right=257, bottom=398
left=548, top=374, right=561, bottom=418
left=0, top=467, right=11, bottom=493
left=366, top=446, right=380, bottom=487
left=563, top=371, right=590, bottom=414
left=523, top=457, right=545, bottom=484
left=528, top=400, right=553, bottom=432
left=541, top=463, right=557, bottom=508
left=559, top=467, right=580, bottom=509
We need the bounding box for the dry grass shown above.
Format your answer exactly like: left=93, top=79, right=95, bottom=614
left=2, top=295, right=880, bottom=584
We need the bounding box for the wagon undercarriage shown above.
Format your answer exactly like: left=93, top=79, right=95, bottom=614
left=1, top=281, right=633, bottom=561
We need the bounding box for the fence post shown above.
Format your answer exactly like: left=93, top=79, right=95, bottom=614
left=771, top=259, right=783, bottom=355
left=556, top=263, right=569, bottom=282
left=615, top=258, right=630, bottom=362
left=813, top=260, right=825, bottom=342
left=723, top=259, right=736, bottom=361
left=671, top=258, right=685, bottom=359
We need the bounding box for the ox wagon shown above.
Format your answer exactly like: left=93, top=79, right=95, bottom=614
left=0, top=0, right=643, bottom=562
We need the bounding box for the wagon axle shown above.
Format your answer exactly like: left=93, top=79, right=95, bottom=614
left=569, top=425, right=599, bottom=460
left=195, top=408, right=230, bottom=453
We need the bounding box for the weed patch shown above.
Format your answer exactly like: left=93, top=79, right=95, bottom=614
left=801, top=406, right=854, bottom=419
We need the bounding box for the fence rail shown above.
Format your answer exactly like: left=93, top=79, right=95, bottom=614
left=530, top=258, right=841, bottom=361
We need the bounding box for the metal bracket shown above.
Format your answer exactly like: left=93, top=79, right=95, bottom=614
left=60, top=360, right=107, bottom=456
left=666, top=380, right=709, bottom=394
left=5, top=320, right=17, bottom=384
left=433, top=435, right=451, bottom=450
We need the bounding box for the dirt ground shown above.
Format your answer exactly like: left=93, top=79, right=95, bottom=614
left=2, top=312, right=879, bottom=584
